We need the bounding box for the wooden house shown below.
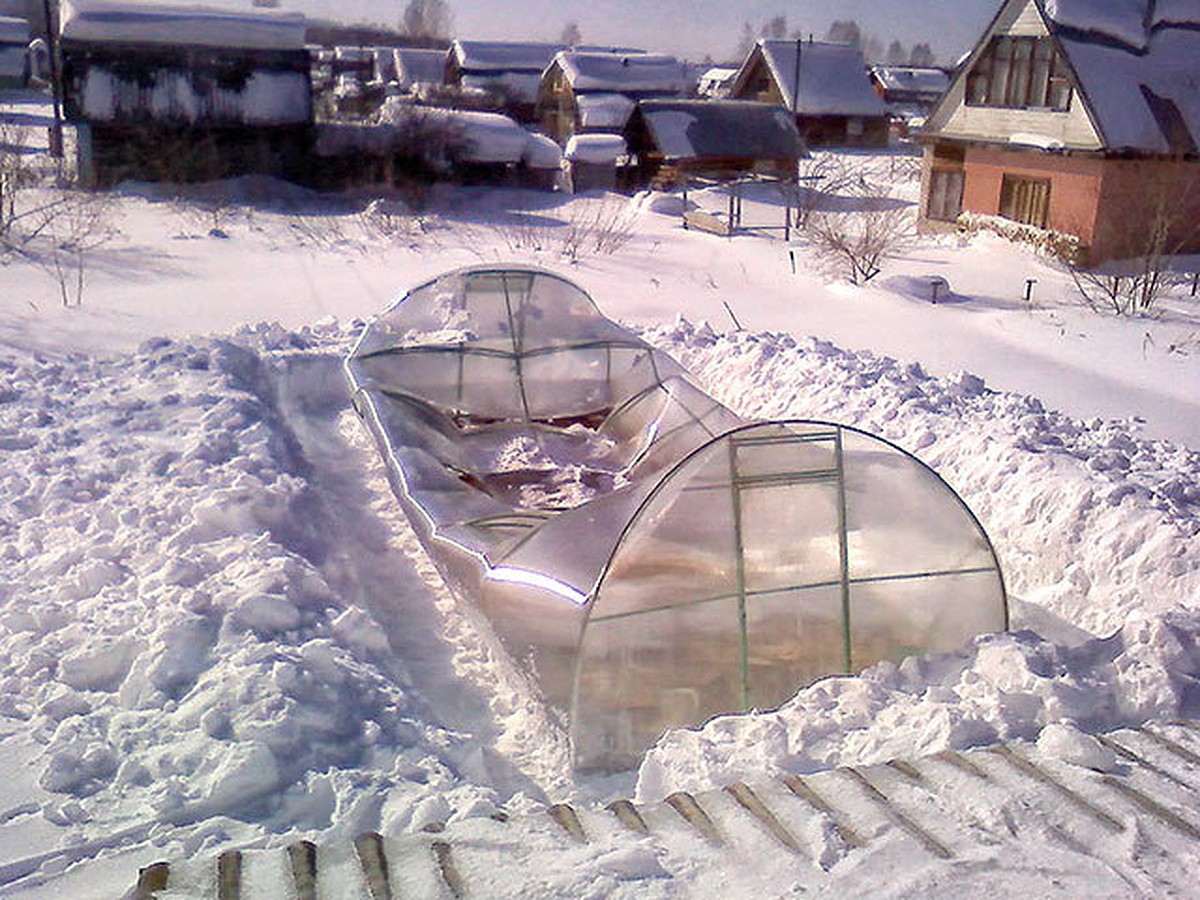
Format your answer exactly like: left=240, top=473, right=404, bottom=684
left=0, top=15, right=28, bottom=87
left=727, top=39, right=889, bottom=147
left=626, top=99, right=803, bottom=187
left=392, top=46, right=446, bottom=94
left=537, top=50, right=687, bottom=144
left=869, top=65, right=950, bottom=132
left=445, top=40, right=565, bottom=122
left=918, top=0, right=1200, bottom=265
left=58, top=0, right=312, bottom=186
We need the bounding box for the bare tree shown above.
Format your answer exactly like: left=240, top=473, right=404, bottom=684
left=761, top=15, right=787, bottom=39
left=560, top=20, right=582, bottom=46
left=735, top=21, right=756, bottom=59
left=401, top=0, right=454, bottom=41
left=826, top=20, right=862, bottom=49
left=804, top=174, right=913, bottom=284
left=909, top=43, right=936, bottom=66
left=886, top=40, right=907, bottom=64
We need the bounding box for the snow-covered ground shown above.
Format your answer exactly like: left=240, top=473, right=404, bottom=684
left=3, top=96, right=1200, bottom=896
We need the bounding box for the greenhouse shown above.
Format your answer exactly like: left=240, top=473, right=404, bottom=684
left=345, top=265, right=1008, bottom=771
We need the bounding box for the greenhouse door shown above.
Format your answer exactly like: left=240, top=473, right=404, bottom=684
left=729, top=427, right=852, bottom=711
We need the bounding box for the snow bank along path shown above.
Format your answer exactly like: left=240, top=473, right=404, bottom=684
left=2, top=311, right=1200, bottom=894
left=133, top=720, right=1200, bottom=898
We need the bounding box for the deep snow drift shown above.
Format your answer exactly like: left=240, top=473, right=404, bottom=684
left=2, top=108, right=1200, bottom=894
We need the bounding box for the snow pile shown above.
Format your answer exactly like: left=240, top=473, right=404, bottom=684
left=0, top=328, right=508, bottom=844
left=565, top=133, right=626, bottom=163
left=637, top=610, right=1200, bottom=798
left=631, top=319, right=1200, bottom=798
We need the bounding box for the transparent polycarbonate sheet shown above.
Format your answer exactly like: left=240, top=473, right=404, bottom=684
left=348, top=267, right=1008, bottom=775
left=738, top=481, right=843, bottom=593
left=841, top=432, right=996, bottom=579
left=520, top=346, right=616, bottom=419
left=848, top=571, right=1007, bottom=671
left=745, top=586, right=846, bottom=710
left=573, top=598, right=744, bottom=772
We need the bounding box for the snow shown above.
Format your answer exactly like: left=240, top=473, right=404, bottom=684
left=1044, top=0, right=1151, bottom=49
left=759, top=39, right=887, bottom=117
left=450, top=40, right=566, bottom=73
left=870, top=66, right=950, bottom=98
left=1007, top=131, right=1066, bottom=149
left=59, top=0, right=306, bottom=51
left=557, top=51, right=687, bottom=94
left=3, top=97, right=1200, bottom=896
left=575, top=92, right=635, bottom=131
left=564, top=132, right=626, bottom=163
left=522, top=132, right=563, bottom=169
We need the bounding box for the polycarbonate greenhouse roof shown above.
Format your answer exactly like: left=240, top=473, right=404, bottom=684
left=346, top=266, right=1007, bottom=771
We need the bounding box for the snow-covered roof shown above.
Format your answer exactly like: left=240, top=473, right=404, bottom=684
left=392, top=47, right=445, bottom=88
left=575, top=92, right=635, bottom=130
left=461, top=70, right=542, bottom=105
left=1032, top=1, right=1200, bottom=154
left=0, top=14, right=28, bottom=44
left=870, top=65, right=950, bottom=97
left=522, top=131, right=562, bottom=169
left=564, top=132, right=626, bottom=163
left=59, top=0, right=306, bottom=50
left=637, top=99, right=802, bottom=161
left=752, top=39, right=886, bottom=117
left=555, top=51, right=687, bottom=95
left=450, top=39, right=565, bottom=73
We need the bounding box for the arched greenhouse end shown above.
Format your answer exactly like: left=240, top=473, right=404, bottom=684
left=345, top=265, right=1007, bottom=772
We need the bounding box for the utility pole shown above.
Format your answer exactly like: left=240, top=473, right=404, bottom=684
left=41, top=0, right=64, bottom=158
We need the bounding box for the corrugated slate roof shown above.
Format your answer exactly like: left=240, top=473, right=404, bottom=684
left=637, top=99, right=803, bottom=160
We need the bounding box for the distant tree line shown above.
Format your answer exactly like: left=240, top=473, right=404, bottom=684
left=735, top=15, right=937, bottom=67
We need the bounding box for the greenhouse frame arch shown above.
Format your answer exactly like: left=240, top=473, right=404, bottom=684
left=345, top=265, right=1007, bottom=771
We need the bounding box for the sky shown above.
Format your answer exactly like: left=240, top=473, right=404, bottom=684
left=235, top=0, right=1001, bottom=63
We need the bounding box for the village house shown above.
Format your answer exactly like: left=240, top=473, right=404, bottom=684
left=625, top=98, right=803, bottom=188
left=0, top=14, right=28, bottom=88
left=869, top=64, right=950, bottom=133
left=391, top=46, right=446, bottom=95
left=445, top=40, right=565, bottom=122
left=57, top=0, right=312, bottom=186
left=918, top=0, right=1200, bottom=265
left=727, top=39, right=889, bottom=147
left=536, top=49, right=687, bottom=145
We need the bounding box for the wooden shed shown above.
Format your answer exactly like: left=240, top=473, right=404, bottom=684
left=537, top=50, right=687, bottom=144
left=727, top=39, right=889, bottom=148
left=626, top=98, right=803, bottom=188
left=445, top=40, right=565, bottom=122
left=58, top=0, right=312, bottom=186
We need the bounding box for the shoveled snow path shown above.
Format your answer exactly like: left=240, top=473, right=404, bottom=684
left=270, top=348, right=574, bottom=800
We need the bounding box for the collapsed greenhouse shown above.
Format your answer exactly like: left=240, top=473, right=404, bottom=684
left=345, top=266, right=1008, bottom=771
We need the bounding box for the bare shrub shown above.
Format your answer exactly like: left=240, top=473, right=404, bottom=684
left=559, top=196, right=637, bottom=261
left=1068, top=163, right=1200, bottom=316
left=806, top=190, right=914, bottom=284
left=2, top=124, right=118, bottom=305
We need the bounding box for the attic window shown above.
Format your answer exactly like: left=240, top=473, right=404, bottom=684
left=966, top=36, right=1072, bottom=111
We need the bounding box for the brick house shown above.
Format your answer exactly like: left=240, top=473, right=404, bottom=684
left=918, top=0, right=1200, bottom=265
left=726, top=39, right=889, bottom=148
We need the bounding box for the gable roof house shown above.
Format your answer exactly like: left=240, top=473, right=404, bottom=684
left=625, top=98, right=803, bottom=188
left=445, top=40, right=566, bottom=122
left=727, top=39, right=889, bottom=147
left=918, top=0, right=1200, bottom=266
left=536, top=50, right=688, bottom=144
left=870, top=65, right=951, bottom=129
left=57, top=0, right=312, bottom=187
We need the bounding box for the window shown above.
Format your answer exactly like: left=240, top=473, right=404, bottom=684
left=966, top=35, right=1072, bottom=110
left=999, top=174, right=1050, bottom=227
left=927, top=168, right=964, bottom=221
